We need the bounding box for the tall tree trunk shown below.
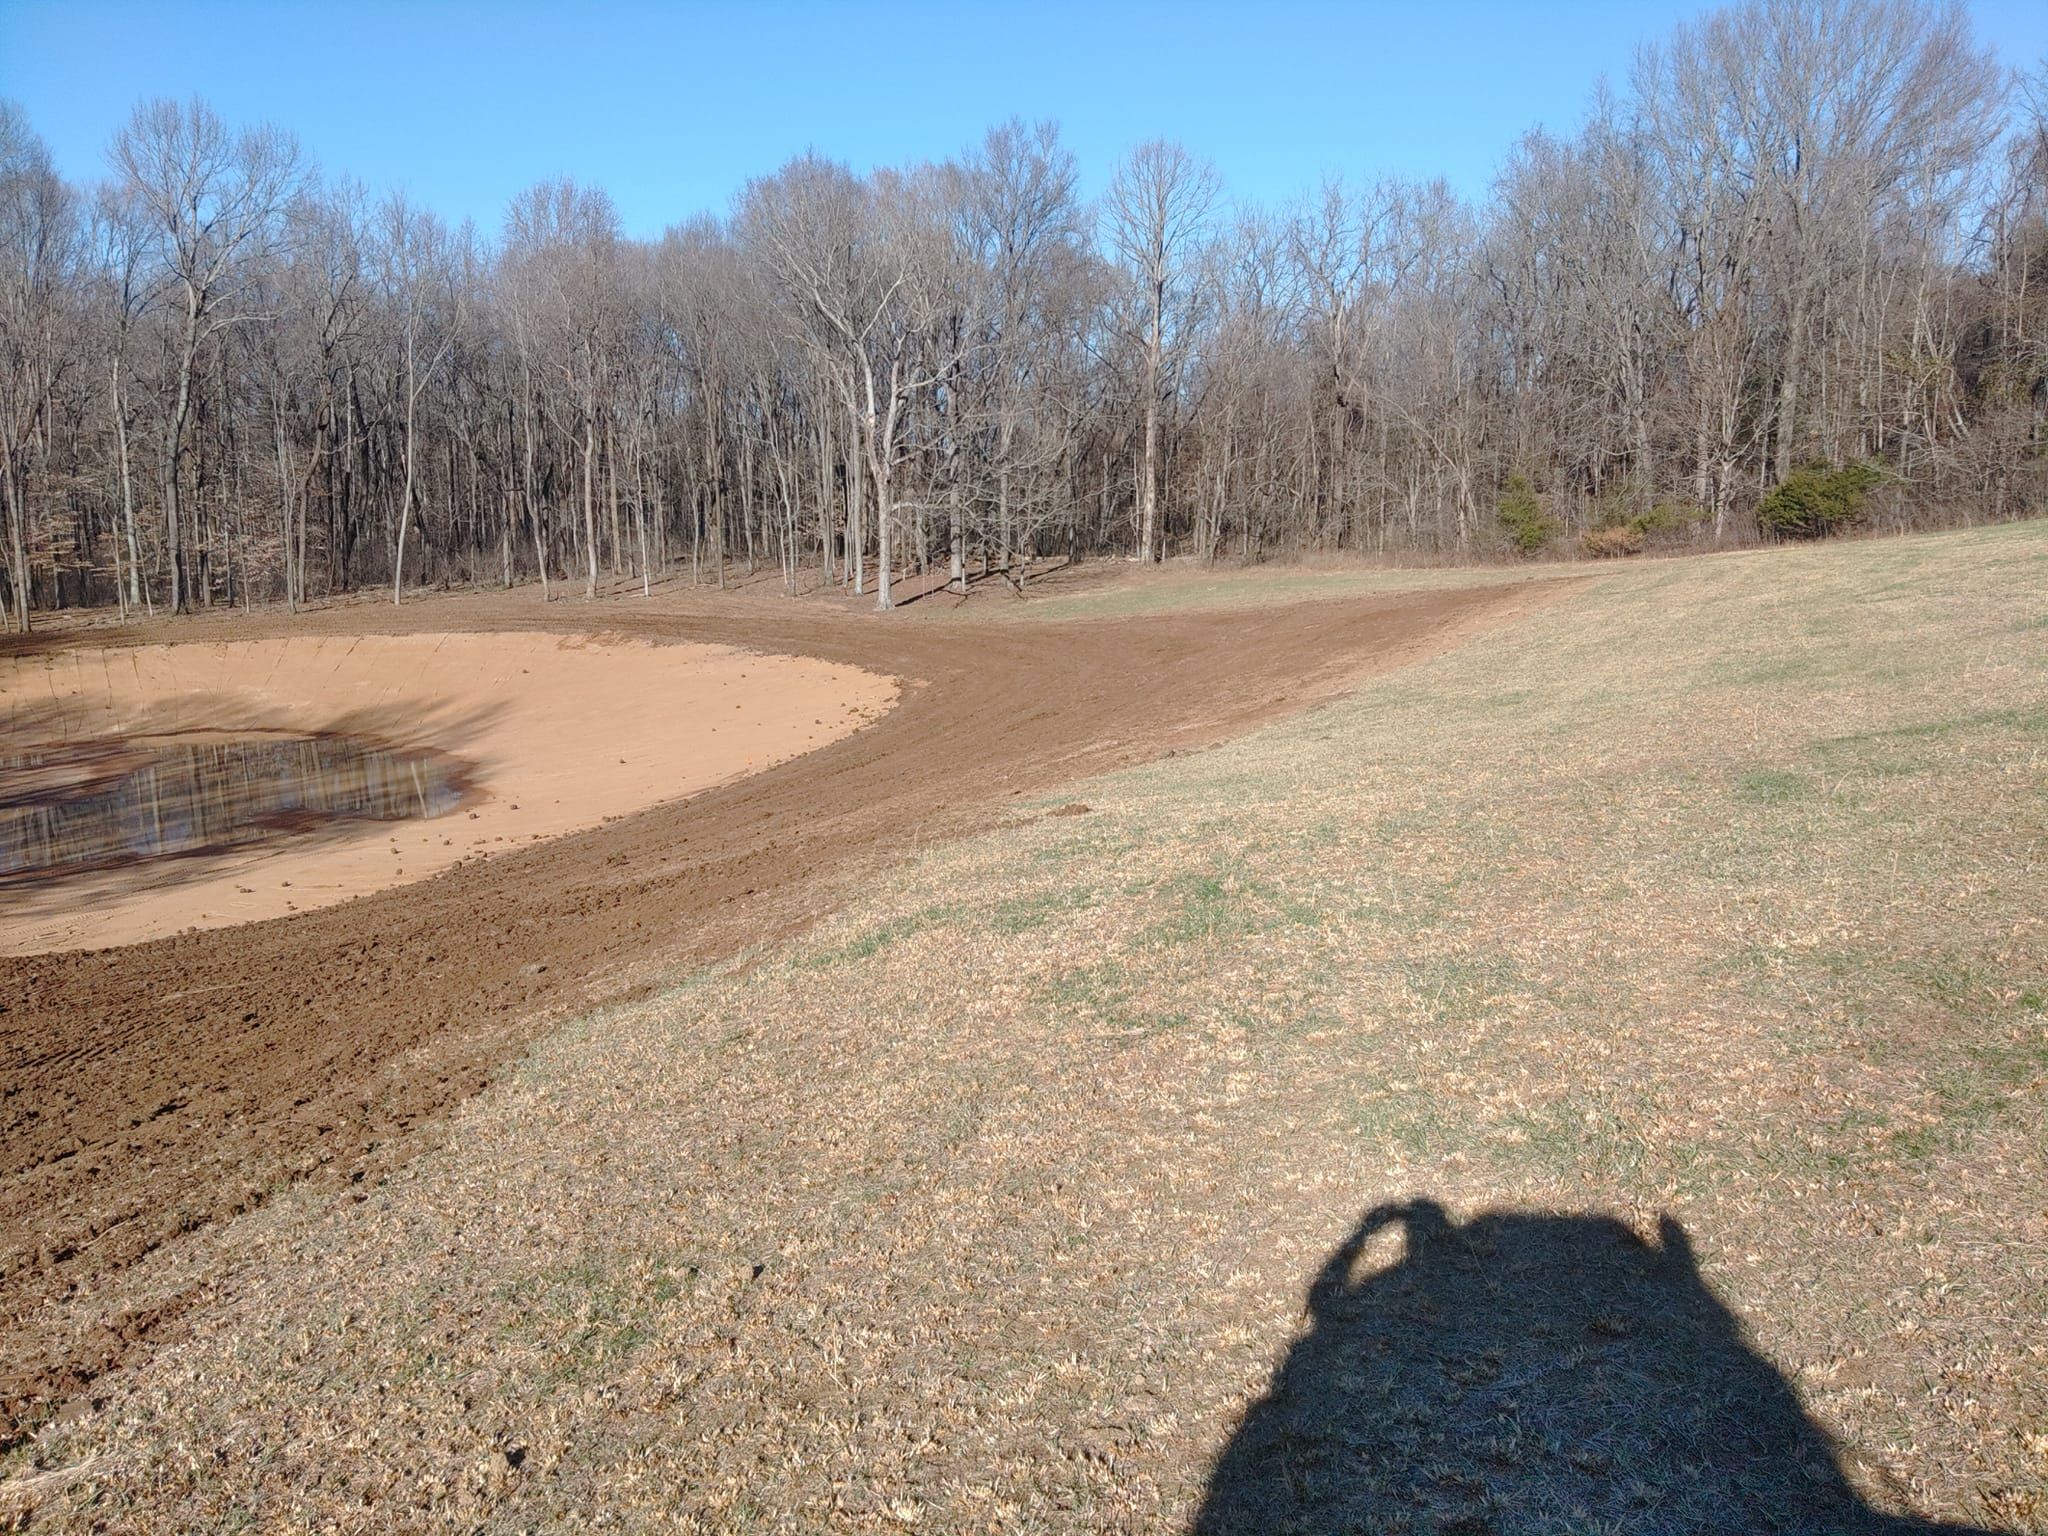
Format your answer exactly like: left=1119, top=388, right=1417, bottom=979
left=847, top=430, right=864, bottom=596
left=1, top=462, right=28, bottom=633
left=948, top=479, right=964, bottom=593
left=1774, top=285, right=1809, bottom=482
left=1139, top=289, right=1163, bottom=562
left=581, top=413, right=598, bottom=599
left=111, top=357, right=144, bottom=613
left=276, top=394, right=297, bottom=612
left=393, top=336, right=419, bottom=605
left=875, top=456, right=892, bottom=611
left=163, top=290, right=202, bottom=614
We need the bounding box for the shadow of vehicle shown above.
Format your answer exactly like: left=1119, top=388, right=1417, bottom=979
left=1193, top=1200, right=2000, bottom=1535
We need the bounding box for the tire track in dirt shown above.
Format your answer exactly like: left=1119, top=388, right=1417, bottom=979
left=0, top=576, right=1553, bottom=1443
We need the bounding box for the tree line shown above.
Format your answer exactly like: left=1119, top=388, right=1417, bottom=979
left=1, top=0, right=2043, bottom=631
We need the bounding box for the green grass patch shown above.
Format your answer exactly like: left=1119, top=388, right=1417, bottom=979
left=1734, top=768, right=1816, bottom=803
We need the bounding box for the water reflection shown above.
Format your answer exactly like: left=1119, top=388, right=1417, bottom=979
left=1, top=733, right=468, bottom=878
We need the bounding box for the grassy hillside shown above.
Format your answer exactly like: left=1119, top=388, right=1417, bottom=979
left=13, top=522, right=2046, bottom=1533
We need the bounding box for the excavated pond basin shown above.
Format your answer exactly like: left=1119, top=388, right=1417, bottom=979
left=1, top=733, right=469, bottom=879
left=0, top=631, right=899, bottom=954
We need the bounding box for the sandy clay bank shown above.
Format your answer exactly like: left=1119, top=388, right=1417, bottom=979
left=0, top=631, right=896, bottom=954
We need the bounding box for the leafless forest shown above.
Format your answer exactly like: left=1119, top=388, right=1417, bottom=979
left=0, top=0, right=2044, bottom=630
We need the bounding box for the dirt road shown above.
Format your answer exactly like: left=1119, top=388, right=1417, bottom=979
left=0, top=575, right=1542, bottom=1442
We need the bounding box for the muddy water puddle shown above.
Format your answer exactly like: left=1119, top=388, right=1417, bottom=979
left=1, top=733, right=470, bottom=880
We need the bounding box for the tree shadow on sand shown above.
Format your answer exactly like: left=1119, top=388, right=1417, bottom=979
left=1193, top=1200, right=2001, bottom=1536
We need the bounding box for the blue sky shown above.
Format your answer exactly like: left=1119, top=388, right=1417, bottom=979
left=3, top=0, right=2044, bottom=240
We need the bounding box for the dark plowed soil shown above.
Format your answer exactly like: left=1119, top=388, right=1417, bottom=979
left=0, top=577, right=1545, bottom=1443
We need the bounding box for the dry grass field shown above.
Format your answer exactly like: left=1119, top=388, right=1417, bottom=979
left=4, top=523, right=2044, bottom=1533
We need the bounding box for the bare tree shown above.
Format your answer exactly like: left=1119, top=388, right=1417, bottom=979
left=742, top=156, right=967, bottom=608
left=0, top=102, right=75, bottom=631
left=87, top=181, right=157, bottom=613
left=956, top=120, right=1089, bottom=583
left=110, top=98, right=298, bottom=612
left=1105, top=140, right=1218, bottom=563
left=378, top=194, right=456, bottom=603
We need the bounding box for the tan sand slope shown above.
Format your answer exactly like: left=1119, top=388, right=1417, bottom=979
left=0, top=632, right=895, bottom=953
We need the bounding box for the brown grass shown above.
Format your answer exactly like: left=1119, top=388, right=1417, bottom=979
left=4, top=521, right=2045, bottom=1532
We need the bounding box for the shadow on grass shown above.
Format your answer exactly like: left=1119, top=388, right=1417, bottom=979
left=1194, top=1200, right=1998, bottom=1536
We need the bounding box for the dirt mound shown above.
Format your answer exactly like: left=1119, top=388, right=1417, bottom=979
left=0, top=578, right=1546, bottom=1444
